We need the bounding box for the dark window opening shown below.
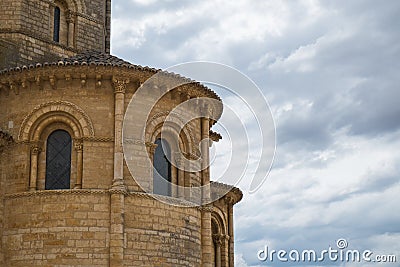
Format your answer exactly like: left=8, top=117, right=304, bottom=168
left=45, top=130, right=71, bottom=190
left=153, top=138, right=172, bottom=196
left=53, top=6, right=61, bottom=42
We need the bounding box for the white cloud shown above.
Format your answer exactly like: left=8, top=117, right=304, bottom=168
left=111, top=0, right=400, bottom=266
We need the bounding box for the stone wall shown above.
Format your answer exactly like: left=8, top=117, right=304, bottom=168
left=3, top=191, right=110, bottom=266
left=124, top=195, right=202, bottom=266
left=0, top=63, right=241, bottom=266
left=0, top=0, right=110, bottom=70
left=0, top=74, right=117, bottom=194
left=0, top=146, right=6, bottom=265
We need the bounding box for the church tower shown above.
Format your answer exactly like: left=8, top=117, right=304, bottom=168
left=0, top=0, right=111, bottom=69
left=0, top=1, right=242, bottom=266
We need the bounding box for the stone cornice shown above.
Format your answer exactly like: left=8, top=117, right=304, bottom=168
left=0, top=67, right=223, bottom=122
left=211, top=181, right=243, bottom=205
left=0, top=64, right=222, bottom=102
left=209, top=130, right=222, bottom=142
left=3, top=187, right=242, bottom=207
left=4, top=189, right=109, bottom=200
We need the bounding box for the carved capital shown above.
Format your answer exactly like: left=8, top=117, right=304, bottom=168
left=199, top=204, right=213, bottom=212
left=31, top=146, right=42, bottom=155
left=145, top=142, right=158, bottom=155
left=66, top=10, right=75, bottom=23
left=112, top=77, right=130, bottom=94
left=222, top=234, right=230, bottom=242
left=224, top=195, right=235, bottom=205
left=212, top=234, right=223, bottom=246
left=74, top=141, right=83, bottom=152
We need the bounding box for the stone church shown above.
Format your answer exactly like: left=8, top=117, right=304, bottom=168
left=0, top=0, right=242, bottom=266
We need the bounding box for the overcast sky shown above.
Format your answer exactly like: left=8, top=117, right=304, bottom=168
left=111, top=1, right=400, bottom=266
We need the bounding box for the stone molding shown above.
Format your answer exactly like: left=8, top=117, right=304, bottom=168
left=18, top=100, right=95, bottom=141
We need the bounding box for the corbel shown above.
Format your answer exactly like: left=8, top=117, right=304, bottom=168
left=96, top=74, right=102, bottom=88
left=49, top=75, right=56, bottom=89
left=80, top=74, right=87, bottom=87
left=65, top=73, right=71, bottom=81
left=35, top=75, right=42, bottom=89
left=9, top=81, right=19, bottom=95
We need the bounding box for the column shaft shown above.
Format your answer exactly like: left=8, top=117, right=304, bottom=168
left=74, top=142, right=83, bottom=189
left=29, top=147, right=40, bottom=191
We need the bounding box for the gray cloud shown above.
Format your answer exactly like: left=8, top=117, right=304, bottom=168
left=111, top=0, right=400, bottom=266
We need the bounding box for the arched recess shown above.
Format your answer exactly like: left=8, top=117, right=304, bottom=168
left=212, top=212, right=229, bottom=267
left=146, top=111, right=195, bottom=154
left=19, top=101, right=94, bottom=191
left=50, top=0, right=86, bottom=47
left=19, top=101, right=94, bottom=141
left=146, top=112, right=195, bottom=198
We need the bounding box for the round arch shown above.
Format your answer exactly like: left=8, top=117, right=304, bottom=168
left=54, top=0, right=86, bottom=14
left=18, top=101, right=94, bottom=142
left=146, top=111, right=195, bottom=155
left=211, top=210, right=227, bottom=235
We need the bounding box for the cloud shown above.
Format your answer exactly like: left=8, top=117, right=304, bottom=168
left=111, top=0, right=400, bottom=266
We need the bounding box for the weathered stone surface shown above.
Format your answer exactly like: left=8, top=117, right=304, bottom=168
left=0, top=1, right=242, bottom=266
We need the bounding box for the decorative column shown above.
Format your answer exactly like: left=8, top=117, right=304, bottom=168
left=221, top=235, right=230, bottom=267
left=66, top=10, right=75, bottom=47
left=29, top=145, right=41, bottom=191
left=200, top=104, right=213, bottom=267
left=110, top=77, right=129, bottom=267
left=171, top=160, right=178, bottom=197
left=109, top=189, right=125, bottom=267
left=112, top=77, right=129, bottom=190
left=226, top=196, right=235, bottom=267
left=213, top=234, right=223, bottom=267
left=175, top=153, right=185, bottom=198
left=201, top=104, right=211, bottom=202
left=74, top=140, right=83, bottom=189
left=184, top=160, right=191, bottom=199
left=146, top=142, right=157, bottom=192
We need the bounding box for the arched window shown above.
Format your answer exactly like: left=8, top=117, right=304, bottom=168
left=45, top=130, right=72, bottom=190
left=153, top=138, right=171, bottom=196
left=53, top=6, right=61, bottom=42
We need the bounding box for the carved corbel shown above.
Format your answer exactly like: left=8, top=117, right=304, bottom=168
left=80, top=74, right=87, bottom=87
left=9, top=81, right=19, bottom=95
left=21, top=79, right=28, bottom=89
left=49, top=75, right=56, bottom=89
left=65, top=73, right=71, bottom=81
left=96, top=74, right=102, bottom=88
left=224, top=195, right=235, bottom=206
left=35, top=76, right=42, bottom=89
